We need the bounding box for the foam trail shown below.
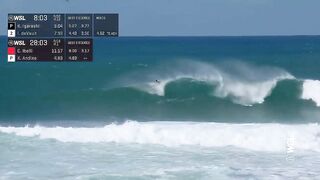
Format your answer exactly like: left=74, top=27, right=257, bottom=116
left=1, top=121, right=320, bottom=152
left=302, top=80, right=320, bottom=107
left=122, top=60, right=294, bottom=106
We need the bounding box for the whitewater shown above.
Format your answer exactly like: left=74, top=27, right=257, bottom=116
left=1, top=121, right=320, bottom=152
left=1, top=121, right=320, bottom=180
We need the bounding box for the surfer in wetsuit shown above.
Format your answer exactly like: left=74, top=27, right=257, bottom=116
left=155, top=80, right=160, bottom=83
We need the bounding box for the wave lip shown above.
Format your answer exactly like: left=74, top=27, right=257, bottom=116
left=1, top=121, right=320, bottom=152
left=302, top=80, right=320, bottom=107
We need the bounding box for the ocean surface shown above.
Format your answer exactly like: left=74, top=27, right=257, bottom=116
left=0, top=36, right=320, bottom=179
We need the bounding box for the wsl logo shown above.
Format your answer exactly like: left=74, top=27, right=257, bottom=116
left=14, top=16, right=26, bottom=21
left=12, top=40, right=26, bottom=46
left=8, top=15, right=26, bottom=21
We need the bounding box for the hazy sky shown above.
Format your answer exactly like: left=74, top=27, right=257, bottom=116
left=1, top=0, right=320, bottom=36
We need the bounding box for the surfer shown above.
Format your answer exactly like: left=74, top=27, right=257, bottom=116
left=155, top=80, right=160, bottom=83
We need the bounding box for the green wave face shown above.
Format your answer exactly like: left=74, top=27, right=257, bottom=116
left=1, top=78, right=319, bottom=123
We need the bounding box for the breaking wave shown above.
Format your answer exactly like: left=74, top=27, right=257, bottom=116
left=119, top=60, right=295, bottom=106
left=1, top=121, right=320, bottom=152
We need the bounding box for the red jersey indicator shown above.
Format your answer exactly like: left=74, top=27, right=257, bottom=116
left=8, top=47, right=15, bottom=55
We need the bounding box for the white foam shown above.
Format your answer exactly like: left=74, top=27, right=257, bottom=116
left=302, top=80, right=320, bottom=107
left=126, top=60, right=294, bottom=106
left=1, top=121, right=320, bottom=152
left=213, top=75, right=289, bottom=105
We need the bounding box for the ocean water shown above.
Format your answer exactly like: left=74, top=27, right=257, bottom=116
left=0, top=36, right=320, bottom=179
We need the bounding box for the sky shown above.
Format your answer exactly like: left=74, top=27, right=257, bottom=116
left=1, top=0, right=320, bottom=36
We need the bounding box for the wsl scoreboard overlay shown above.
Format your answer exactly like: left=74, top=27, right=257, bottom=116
left=7, top=14, right=118, bottom=62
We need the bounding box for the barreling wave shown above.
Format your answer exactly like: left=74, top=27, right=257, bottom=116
left=117, top=60, right=295, bottom=106
left=1, top=121, right=320, bottom=152
left=113, top=60, right=320, bottom=108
